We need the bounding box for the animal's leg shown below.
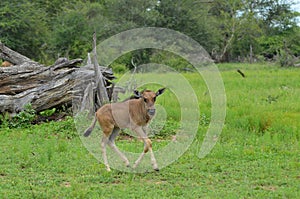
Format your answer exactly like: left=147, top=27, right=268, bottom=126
left=108, top=128, right=130, bottom=167
left=141, top=126, right=158, bottom=170
left=101, top=136, right=111, bottom=171
left=133, top=151, right=145, bottom=169
left=132, top=127, right=158, bottom=171
left=149, top=148, right=159, bottom=171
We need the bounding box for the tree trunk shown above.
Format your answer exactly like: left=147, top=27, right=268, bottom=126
left=0, top=42, right=34, bottom=65
left=249, top=44, right=253, bottom=64
left=0, top=43, right=115, bottom=115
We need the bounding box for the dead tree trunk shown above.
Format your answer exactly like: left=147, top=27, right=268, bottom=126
left=0, top=42, right=35, bottom=65
left=0, top=43, right=115, bottom=115
left=249, top=44, right=253, bottom=64
left=92, top=32, right=109, bottom=108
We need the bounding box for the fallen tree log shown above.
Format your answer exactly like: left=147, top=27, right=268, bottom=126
left=0, top=43, right=115, bottom=115
left=0, top=42, right=34, bottom=65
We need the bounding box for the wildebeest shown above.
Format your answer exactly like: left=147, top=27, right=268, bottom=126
left=84, top=88, right=166, bottom=171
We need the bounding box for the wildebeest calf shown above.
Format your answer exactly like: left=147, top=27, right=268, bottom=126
left=84, top=88, right=166, bottom=171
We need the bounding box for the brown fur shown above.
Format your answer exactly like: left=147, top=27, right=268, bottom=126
left=1, top=61, right=13, bottom=67
left=84, top=88, right=165, bottom=171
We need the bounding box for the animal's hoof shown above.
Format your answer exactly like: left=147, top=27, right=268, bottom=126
left=125, top=161, right=130, bottom=167
left=154, top=168, right=159, bottom=172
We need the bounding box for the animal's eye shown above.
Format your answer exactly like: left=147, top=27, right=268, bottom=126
left=153, top=97, right=156, bottom=102
left=144, top=98, right=147, bottom=103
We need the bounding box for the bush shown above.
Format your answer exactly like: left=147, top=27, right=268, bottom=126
left=150, top=51, right=194, bottom=72
left=8, top=104, right=36, bottom=128
left=277, top=49, right=296, bottom=67
left=110, top=63, right=128, bottom=73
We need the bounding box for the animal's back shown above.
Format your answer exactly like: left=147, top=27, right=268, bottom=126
left=97, top=102, right=131, bottom=129
left=96, top=99, right=149, bottom=129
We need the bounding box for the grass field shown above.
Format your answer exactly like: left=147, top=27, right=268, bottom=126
left=0, top=63, right=299, bottom=198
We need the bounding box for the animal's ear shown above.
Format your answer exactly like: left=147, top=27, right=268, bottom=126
left=156, top=87, right=166, bottom=96
left=133, top=90, right=142, bottom=98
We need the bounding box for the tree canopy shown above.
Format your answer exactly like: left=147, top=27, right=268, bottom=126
left=0, top=0, right=299, bottom=66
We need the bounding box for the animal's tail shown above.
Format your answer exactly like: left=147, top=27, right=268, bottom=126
left=83, top=113, right=97, bottom=137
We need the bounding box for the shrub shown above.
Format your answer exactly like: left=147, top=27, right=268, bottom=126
left=111, top=63, right=128, bottom=73
left=10, top=104, right=36, bottom=128
left=0, top=104, right=37, bottom=128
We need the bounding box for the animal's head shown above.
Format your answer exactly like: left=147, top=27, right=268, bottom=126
left=133, top=88, right=166, bottom=116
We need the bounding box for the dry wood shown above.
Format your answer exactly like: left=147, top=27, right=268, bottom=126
left=0, top=42, right=34, bottom=65
left=0, top=43, right=115, bottom=115
left=92, top=32, right=109, bottom=107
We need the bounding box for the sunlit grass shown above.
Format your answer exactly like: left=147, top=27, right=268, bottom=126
left=0, top=63, right=299, bottom=198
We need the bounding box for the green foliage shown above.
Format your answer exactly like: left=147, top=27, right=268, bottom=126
left=278, top=48, right=295, bottom=67
left=8, top=104, right=36, bottom=128
left=0, top=0, right=299, bottom=65
left=150, top=51, right=194, bottom=72
left=0, top=0, right=49, bottom=61
left=257, top=28, right=300, bottom=66
left=154, top=0, right=217, bottom=51
left=50, top=5, right=91, bottom=59
left=207, top=0, right=300, bottom=62
left=286, top=28, right=300, bottom=56
left=110, top=52, right=133, bottom=70
left=39, top=108, right=56, bottom=117
left=0, top=105, right=70, bottom=129
left=0, top=112, right=10, bottom=129
left=257, top=35, right=284, bottom=57
left=110, top=63, right=128, bottom=73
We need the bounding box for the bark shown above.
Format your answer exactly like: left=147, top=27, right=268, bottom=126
left=0, top=43, right=115, bottom=115
left=92, top=32, right=109, bottom=108
left=0, top=42, right=34, bottom=65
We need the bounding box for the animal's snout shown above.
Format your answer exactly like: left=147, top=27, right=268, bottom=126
left=148, top=109, right=156, bottom=116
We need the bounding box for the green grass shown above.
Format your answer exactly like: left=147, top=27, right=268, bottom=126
left=1, top=63, right=299, bottom=198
